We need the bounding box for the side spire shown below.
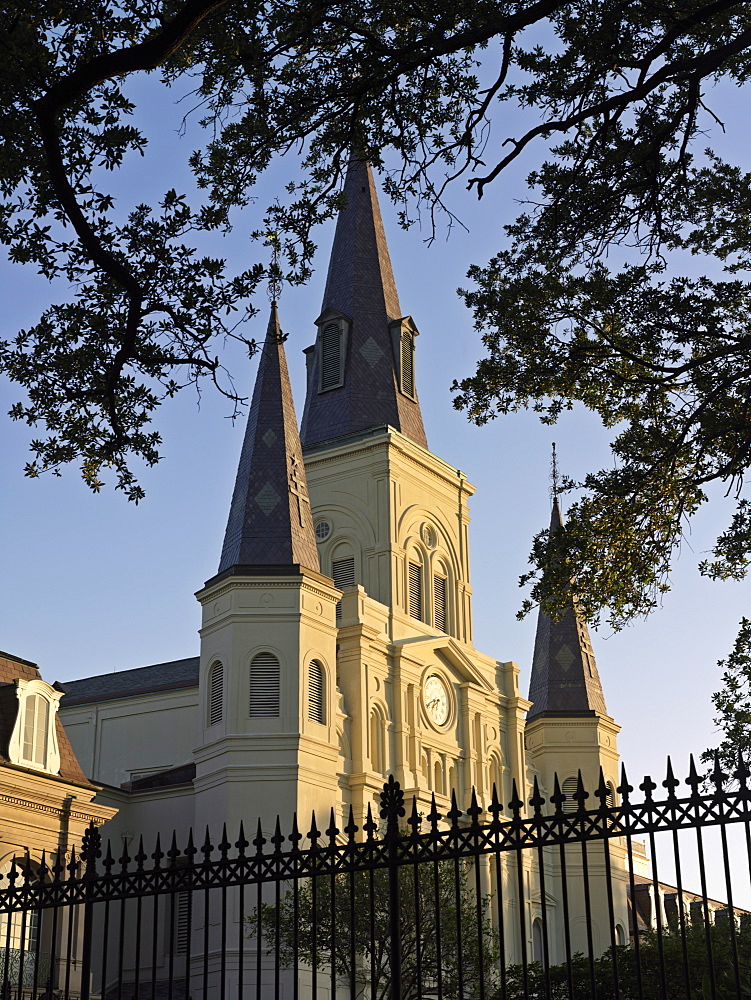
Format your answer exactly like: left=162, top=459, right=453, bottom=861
left=300, top=158, right=428, bottom=450
left=217, top=303, right=320, bottom=575
left=527, top=459, right=608, bottom=720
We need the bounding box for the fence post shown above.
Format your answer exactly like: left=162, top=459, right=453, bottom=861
left=381, top=777, right=405, bottom=1000
left=79, top=822, right=101, bottom=1000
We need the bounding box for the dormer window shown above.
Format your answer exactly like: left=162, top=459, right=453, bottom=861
left=8, top=678, right=62, bottom=775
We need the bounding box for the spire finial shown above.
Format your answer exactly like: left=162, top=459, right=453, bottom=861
left=265, top=227, right=283, bottom=304
left=551, top=442, right=559, bottom=504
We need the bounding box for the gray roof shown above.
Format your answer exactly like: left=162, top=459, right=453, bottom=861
left=527, top=501, right=609, bottom=719
left=218, top=303, right=320, bottom=575
left=57, top=656, right=200, bottom=707
left=300, top=159, right=427, bottom=450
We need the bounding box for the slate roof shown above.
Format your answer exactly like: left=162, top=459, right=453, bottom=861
left=57, top=656, right=200, bottom=706
left=217, top=303, right=320, bottom=575
left=527, top=501, right=609, bottom=719
left=299, top=159, right=428, bottom=450
left=0, top=650, right=91, bottom=786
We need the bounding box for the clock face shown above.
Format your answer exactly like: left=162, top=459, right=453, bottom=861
left=424, top=675, right=449, bottom=726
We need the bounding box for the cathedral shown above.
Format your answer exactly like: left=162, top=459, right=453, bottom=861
left=51, top=158, right=627, bottom=956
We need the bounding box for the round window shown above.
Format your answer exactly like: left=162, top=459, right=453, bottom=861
left=315, top=520, right=331, bottom=541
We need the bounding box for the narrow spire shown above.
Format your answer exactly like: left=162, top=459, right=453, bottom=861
left=300, top=159, right=428, bottom=450
left=527, top=494, right=608, bottom=720
left=217, top=303, right=320, bottom=575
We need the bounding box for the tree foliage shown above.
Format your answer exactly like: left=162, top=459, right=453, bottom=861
left=3, top=2, right=751, bottom=717
left=505, top=921, right=751, bottom=999
left=248, top=859, right=499, bottom=1000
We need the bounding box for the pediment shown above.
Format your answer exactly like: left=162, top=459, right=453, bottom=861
left=391, top=635, right=495, bottom=692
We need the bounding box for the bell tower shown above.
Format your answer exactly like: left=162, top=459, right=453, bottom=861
left=194, top=303, right=341, bottom=833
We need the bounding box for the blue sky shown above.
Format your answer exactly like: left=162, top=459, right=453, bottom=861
left=1, top=68, right=749, bottom=900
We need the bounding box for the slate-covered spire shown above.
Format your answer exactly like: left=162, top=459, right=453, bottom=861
left=527, top=498, right=609, bottom=720
left=299, top=158, right=428, bottom=450
left=218, top=303, right=320, bottom=575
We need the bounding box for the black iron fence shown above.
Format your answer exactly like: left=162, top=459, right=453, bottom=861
left=2, top=756, right=751, bottom=1000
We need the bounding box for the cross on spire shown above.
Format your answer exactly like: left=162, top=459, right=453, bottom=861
left=288, top=453, right=310, bottom=527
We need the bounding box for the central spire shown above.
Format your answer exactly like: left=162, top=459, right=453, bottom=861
left=299, top=159, right=428, bottom=450
left=527, top=498, right=609, bottom=719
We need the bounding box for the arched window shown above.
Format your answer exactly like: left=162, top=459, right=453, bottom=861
left=434, top=760, right=444, bottom=796
left=448, top=764, right=457, bottom=798
left=532, top=918, right=544, bottom=963
left=249, top=653, right=280, bottom=717
left=309, top=661, right=326, bottom=724
left=370, top=709, right=385, bottom=773
left=22, top=694, right=50, bottom=768
left=615, top=923, right=626, bottom=946
left=208, top=662, right=223, bottom=726
left=561, top=776, right=580, bottom=814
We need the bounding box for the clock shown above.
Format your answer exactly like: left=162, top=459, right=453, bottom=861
left=424, top=674, right=449, bottom=726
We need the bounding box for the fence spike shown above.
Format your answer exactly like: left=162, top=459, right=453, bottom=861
left=686, top=755, right=702, bottom=801
left=152, top=833, right=163, bottom=868
left=308, top=812, right=321, bottom=848
left=447, top=788, right=462, bottom=829
left=489, top=782, right=503, bottom=827
left=574, top=771, right=588, bottom=813
left=288, top=814, right=302, bottom=853
left=618, top=763, right=633, bottom=803
left=468, top=786, right=483, bottom=826
left=344, top=805, right=358, bottom=843
left=326, top=807, right=339, bottom=845
left=711, top=752, right=727, bottom=794
left=51, top=848, right=65, bottom=883
left=363, top=803, right=377, bottom=841
left=135, top=835, right=147, bottom=871
left=509, top=778, right=524, bottom=818
left=219, top=823, right=231, bottom=858
left=550, top=773, right=564, bottom=815
left=103, top=839, right=115, bottom=873
left=67, top=845, right=79, bottom=880
left=427, top=793, right=441, bottom=830
left=407, top=796, right=420, bottom=835
left=167, top=831, right=180, bottom=867
left=529, top=777, right=545, bottom=816
left=253, top=819, right=265, bottom=856
left=37, top=850, right=49, bottom=884
left=201, top=825, right=214, bottom=862
left=236, top=820, right=249, bottom=856
left=595, top=768, right=609, bottom=813
left=118, top=839, right=131, bottom=871
left=185, top=828, right=197, bottom=862
left=270, top=816, right=284, bottom=855
left=734, top=751, right=750, bottom=789
left=663, top=756, right=679, bottom=799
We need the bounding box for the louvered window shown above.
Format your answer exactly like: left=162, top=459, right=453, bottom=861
left=408, top=562, right=424, bottom=621
left=561, top=776, right=579, bottom=814
left=332, top=557, right=355, bottom=623
left=320, top=323, right=342, bottom=391
left=309, top=661, right=325, bottom=724
left=208, top=662, right=223, bottom=726
left=249, top=652, right=280, bottom=717
left=434, top=575, right=447, bottom=632
left=400, top=335, right=415, bottom=397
